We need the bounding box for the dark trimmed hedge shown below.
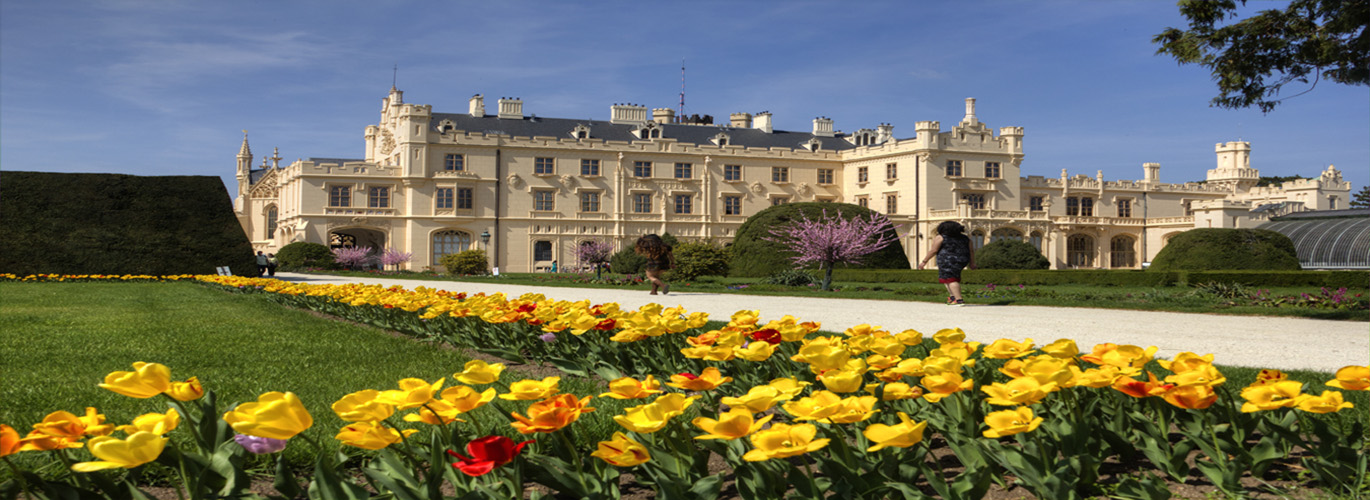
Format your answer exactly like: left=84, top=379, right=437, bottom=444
left=729, top=202, right=908, bottom=277
left=0, top=171, right=257, bottom=276
left=1149, top=228, right=1300, bottom=271
left=830, top=269, right=1368, bottom=288
left=976, top=239, right=1051, bottom=269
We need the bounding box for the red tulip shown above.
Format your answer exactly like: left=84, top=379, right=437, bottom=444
left=447, top=436, right=533, bottom=476
left=749, top=329, right=782, bottom=345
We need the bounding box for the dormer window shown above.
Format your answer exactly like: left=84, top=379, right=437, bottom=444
left=437, top=120, right=456, bottom=134
left=711, top=133, right=730, bottom=146
left=802, top=138, right=821, bottom=151
left=638, top=123, right=662, bottom=139
left=850, top=129, right=877, bottom=147
left=571, top=124, right=591, bottom=140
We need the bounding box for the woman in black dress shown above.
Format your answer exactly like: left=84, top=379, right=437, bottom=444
left=917, top=221, right=975, bottom=306
left=634, top=234, right=676, bottom=295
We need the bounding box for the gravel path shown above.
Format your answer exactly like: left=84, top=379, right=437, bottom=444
left=276, top=273, right=1368, bottom=373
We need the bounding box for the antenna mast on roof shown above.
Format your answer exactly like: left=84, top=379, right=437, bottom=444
left=677, top=59, right=685, bottom=123
left=392, top=64, right=398, bottom=89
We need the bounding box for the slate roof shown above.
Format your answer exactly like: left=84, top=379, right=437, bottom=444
left=429, top=112, right=859, bottom=152
left=306, top=157, right=366, bottom=166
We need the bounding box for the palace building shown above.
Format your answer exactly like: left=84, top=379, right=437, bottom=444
left=234, top=87, right=1352, bottom=272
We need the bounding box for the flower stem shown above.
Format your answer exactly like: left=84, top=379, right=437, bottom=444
left=2, top=456, right=39, bottom=500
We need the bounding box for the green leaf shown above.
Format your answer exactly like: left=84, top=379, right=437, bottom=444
left=545, top=356, right=589, bottom=377
left=687, top=474, right=724, bottom=500
left=273, top=454, right=302, bottom=499
left=473, top=346, right=526, bottom=364
left=1112, top=475, right=1173, bottom=500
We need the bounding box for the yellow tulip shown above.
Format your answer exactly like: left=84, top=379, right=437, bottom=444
left=929, top=342, right=979, bottom=367
left=71, top=432, right=167, bottom=471
left=335, top=422, right=417, bottom=450
left=796, top=343, right=851, bottom=372
left=1070, top=365, right=1137, bottom=389
left=894, top=329, right=924, bottom=346
left=499, top=377, right=561, bottom=401
left=453, top=360, right=505, bottom=385
left=1019, top=356, right=1075, bottom=388
left=741, top=423, right=830, bottom=462
left=166, top=377, right=205, bottom=401
left=1326, top=365, right=1370, bottom=391
left=99, top=362, right=172, bottom=399
left=600, top=375, right=664, bottom=399
left=403, top=399, right=465, bottom=425
left=1296, top=390, right=1354, bottom=413
left=867, top=382, right=923, bottom=401
left=116, top=408, right=180, bottom=435
left=921, top=355, right=965, bottom=376
left=766, top=377, right=811, bottom=398
left=818, top=369, right=866, bottom=393
left=1039, top=339, right=1079, bottom=358
left=441, top=385, right=498, bottom=413
left=223, top=392, right=313, bottom=440
left=1254, top=369, right=1288, bottom=385
left=982, top=338, right=1035, bottom=359
left=734, top=341, right=776, bottom=362
left=863, top=412, right=927, bottom=451
left=729, top=310, right=761, bottom=327
left=721, top=386, right=790, bottom=413
left=932, top=328, right=966, bottom=344
left=982, top=407, right=1043, bottom=438
left=592, top=432, right=651, bottom=467
left=614, top=394, right=699, bottom=433
left=17, top=430, right=83, bottom=451
left=693, top=408, right=773, bottom=440
left=1156, top=352, right=1215, bottom=373
left=824, top=395, right=879, bottom=424
left=332, top=390, right=395, bottom=422
left=1164, top=364, right=1226, bottom=388
left=0, top=425, right=20, bottom=457
left=1081, top=343, right=1158, bottom=369
left=32, top=408, right=114, bottom=438
left=667, top=367, right=732, bottom=392
left=1240, top=381, right=1305, bottom=412
left=981, top=378, right=1056, bottom=406
left=1162, top=385, right=1218, bottom=410
left=921, top=372, right=974, bottom=403
left=379, top=378, right=445, bottom=410
left=782, top=390, right=844, bottom=421
left=510, top=394, right=594, bottom=434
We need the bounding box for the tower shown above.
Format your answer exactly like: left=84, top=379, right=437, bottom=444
left=236, top=130, right=253, bottom=199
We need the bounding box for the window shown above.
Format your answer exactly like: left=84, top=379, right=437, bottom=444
left=1182, top=200, right=1193, bottom=216
left=265, top=206, right=278, bottom=239
left=886, top=194, right=897, bottom=214
left=674, top=163, right=692, bottom=179
left=962, top=193, right=985, bottom=209
left=457, top=188, right=473, bottom=209
left=368, top=186, right=390, bottom=208
left=534, top=241, right=553, bottom=262
left=1110, top=236, right=1136, bottom=268
left=329, top=186, right=351, bottom=207
left=723, top=164, right=742, bottom=181
left=857, top=196, right=868, bottom=208
left=771, top=166, right=789, bottom=183
left=1029, top=196, right=1044, bottom=212
left=581, top=159, right=600, bottom=176
left=858, top=166, right=869, bottom=183
left=1080, top=197, right=1094, bottom=216
left=432, top=231, right=472, bottom=265
left=1066, top=197, right=1080, bottom=216
left=444, top=154, right=464, bottom=171
left=991, top=228, right=1022, bottom=243
left=580, top=192, right=600, bottom=212
left=946, top=160, right=963, bottom=177
left=1030, top=231, right=1044, bottom=252
left=724, top=195, right=742, bottom=215
left=436, top=188, right=454, bottom=209
left=818, top=169, right=834, bottom=184
left=1117, top=199, right=1132, bottom=218
left=985, top=162, right=1001, bottom=179
left=632, top=193, right=652, bottom=213
left=534, top=157, right=555, bottom=175
left=673, top=194, right=692, bottom=214
left=971, top=230, right=986, bottom=253
left=534, top=190, right=554, bottom=211
left=1067, top=234, right=1094, bottom=267
left=771, top=196, right=790, bottom=206
left=886, top=163, right=897, bottom=180
left=633, top=161, right=652, bottom=178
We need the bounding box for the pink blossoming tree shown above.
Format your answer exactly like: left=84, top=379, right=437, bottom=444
left=332, top=246, right=374, bottom=270
left=380, top=247, right=413, bottom=271
left=763, top=210, right=900, bottom=290
left=576, top=240, right=615, bottom=279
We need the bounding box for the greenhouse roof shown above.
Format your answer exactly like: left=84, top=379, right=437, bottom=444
left=1258, top=209, right=1370, bottom=270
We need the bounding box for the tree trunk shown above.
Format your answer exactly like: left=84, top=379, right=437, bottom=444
left=822, top=261, right=833, bottom=291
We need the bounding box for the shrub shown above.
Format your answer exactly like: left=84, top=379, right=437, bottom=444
left=276, top=242, right=336, bottom=270
left=730, top=202, right=909, bottom=277
left=976, top=239, right=1050, bottom=270
left=670, top=240, right=730, bottom=280
left=610, top=247, right=647, bottom=275
left=763, top=269, right=816, bottom=287
left=441, top=250, right=488, bottom=275
left=1150, top=229, right=1300, bottom=271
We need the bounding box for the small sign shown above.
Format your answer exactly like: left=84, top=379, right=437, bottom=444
left=492, top=267, right=500, bottom=276
left=216, top=266, right=231, bottom=276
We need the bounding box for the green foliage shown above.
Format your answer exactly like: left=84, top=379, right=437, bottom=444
left=831, top=268, right=1366, bottom=288
left=660, top=232, right=679, bottom=248
left=1153, top=0, right=1369, bottom=112
left=1150, top=228, right=1301, bottom=271
left=975, top=239, right=1050, bottom=270
left=275, top=241, right=336, bottom=270
left=669, top=240, right=729, bottom=280
left=729, top=202, right=908, bottom=277
left=440, top=249, right=489, bottom=275
left=610, top=247, right=647, bottom=274
left=0, top=171, right=257, bottom=276
left=1255, top=175, right=1308, bottom=187
left=1351, top=185, right=1370, bottom=209
left=763, top=269, right=816, bottom=287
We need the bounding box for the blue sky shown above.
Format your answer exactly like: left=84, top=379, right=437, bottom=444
left=2, top=1, right=1365, bottom=196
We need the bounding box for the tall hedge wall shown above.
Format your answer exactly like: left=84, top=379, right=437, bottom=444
left=730, top=202, right=909, bottom=277
left=0, top=171, right=258, bottom=276
left=829, top=269, right=1367, bottom=288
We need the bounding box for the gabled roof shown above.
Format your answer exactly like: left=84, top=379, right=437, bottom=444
left=429, top=113, right=858, bottom=152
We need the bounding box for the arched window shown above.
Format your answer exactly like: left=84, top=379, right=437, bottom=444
left=970, top=230, right=986, bottom=253
left=534, top=240, right=553, bottom=262
left=1067, top=234, right=1094, bottom=268
left=1029, top=231, right=1044, bottom=253
left=432, top=231, right=472, bottom=265
left=990, top=228, right=1022, bottom=243
left=265, top=205, right=278, bottom=239
left=1110, top=235, right=1136, bottom=268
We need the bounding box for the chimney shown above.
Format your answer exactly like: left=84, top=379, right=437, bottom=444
left=469, top=94, right=485, bottom=117
left=652, top=108, right=676, bottom=124
left=730, top=112, right=752, bottom=128
left=962, top=98, right=978, bottom=126
left=754, top=111, right=773, bottom=133
left=876, top=123, right=894, bottom=143
left=497, top=97, right=523, bottom=119
left=1143, top=162, right=1161, bottom=184
left=610, top=103, right=648, bottom=125
left=812, top=117, right=834, bottom=137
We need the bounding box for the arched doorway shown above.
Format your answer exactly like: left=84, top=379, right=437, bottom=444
left=1110, top=235, right=1137, bottom=268
left=329, top=228, right=386, bottom=250
left=1067, top=234, right=1094, bottom=268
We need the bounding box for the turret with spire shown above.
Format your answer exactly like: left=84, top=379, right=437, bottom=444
left=236, top=130, right=253, bottom=199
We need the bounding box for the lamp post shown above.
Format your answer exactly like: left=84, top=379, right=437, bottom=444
left=480, top=230, right=491, bottom=250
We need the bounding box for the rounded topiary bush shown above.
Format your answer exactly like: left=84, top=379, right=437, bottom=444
left=1149, top=228, right=1300, bottom=271
left=275, top=242, right=336, bottom=270
left=609, top=247, right=646, bottom=274
left=441, top=249, right=489, bottom=275
left=976, top=239, right=1050, bottom=270
left=670, top=240, right=729, bottom=280
left=729, top=202, right=909, bottom=277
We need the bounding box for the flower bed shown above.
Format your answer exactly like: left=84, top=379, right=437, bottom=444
left=2, top=274, right=1367, bottom=499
